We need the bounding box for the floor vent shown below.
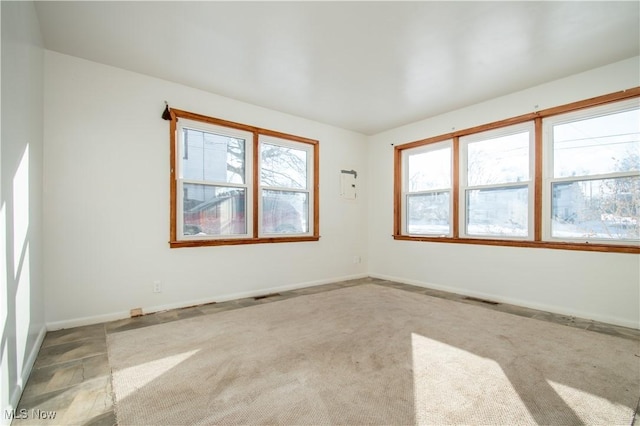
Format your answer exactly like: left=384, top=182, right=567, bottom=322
left=463, top=296, right=499, bottom=305
left=254, top=293, right=281, bottom=300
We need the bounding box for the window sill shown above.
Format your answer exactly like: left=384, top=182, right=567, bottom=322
left=392, top=235, right=640, bottom=254
left=170, top=236, right=320, bottom=248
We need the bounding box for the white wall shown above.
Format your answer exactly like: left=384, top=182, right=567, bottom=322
left=43, top=51, right=369, bottom=328
left=40, top=47, right=640, bottom=330
left=1, top=1, right=45, bottom=421
left=368, top=57, right=640, bottom=329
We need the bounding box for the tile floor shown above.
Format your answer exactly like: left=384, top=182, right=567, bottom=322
left=12, top=277, right=640, bottom=425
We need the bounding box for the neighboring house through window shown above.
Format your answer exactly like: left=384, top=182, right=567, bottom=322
left=169, top=109, right=319, bottom=248
left=394, top=88, right=640, bottom=253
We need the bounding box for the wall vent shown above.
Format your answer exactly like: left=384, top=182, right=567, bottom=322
left=463, top=296, right=499, bottom=305
left=254, top=293, right=281, bottom=300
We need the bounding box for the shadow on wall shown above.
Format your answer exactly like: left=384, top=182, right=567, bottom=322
left=2, top=1, right=47, bottom=421
left=1, top=144, right=35, bottom=420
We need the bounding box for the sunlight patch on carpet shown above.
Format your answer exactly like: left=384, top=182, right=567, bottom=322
left=113, top=349, right=199, bottom=399
left=411, top=332, right=531, bottom=425
left=546, top=379, right=631, bottom=424
left=108, top=285, right=639, bottom=425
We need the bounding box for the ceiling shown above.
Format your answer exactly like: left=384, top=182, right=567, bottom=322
left=35, top=1, right=640, bottom=135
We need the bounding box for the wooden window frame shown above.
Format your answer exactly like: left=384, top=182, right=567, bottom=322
left=393, top=87, right=640, bottom=254
left=402, top=140, right=454, bottom=237
left=458, top=122, right=535, bottom=241
left=169, top=109, right=320, bottom=248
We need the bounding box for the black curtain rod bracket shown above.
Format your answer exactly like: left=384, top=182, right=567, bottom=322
left=161, top=101, right=171, bottom=120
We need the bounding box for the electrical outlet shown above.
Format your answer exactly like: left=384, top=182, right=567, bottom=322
left=353, top=256, right=361, bottom=264
left=153, top=280, right=162, bottom=293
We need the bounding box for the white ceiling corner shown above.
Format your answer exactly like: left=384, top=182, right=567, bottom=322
left=35, top=1, right=640, bottom=135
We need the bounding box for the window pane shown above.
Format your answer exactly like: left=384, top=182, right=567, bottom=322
left=182, top=128, right=245, bottom=183
left=553, top=108, right=640, bottom=178
left=262, top=190, right=308, bottom=234
left=407, top=192, right=450, bottom=235
left=467, top=131, right=530, bottom=186
left=466, top=186, right=529, bottom=237
left=261, top=143, right=308, bottom=189
left=182, top=184, right=246, bottom=236
left=407, top=145, right=451, bottom=191
left=551, top=177, right=639, bottom=241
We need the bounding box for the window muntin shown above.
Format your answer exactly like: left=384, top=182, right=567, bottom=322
left=259, top=136, right=313, bottom=236
left=170, top=111, right=319, bottom=247
left=460, top=124, right=534, bottom=239
left=403, top=141, right=452, bottom=236
left=544, top=99, right=640, bottom=244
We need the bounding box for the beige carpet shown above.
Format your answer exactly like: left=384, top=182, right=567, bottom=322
left=107, top=284, right=640, bottom=425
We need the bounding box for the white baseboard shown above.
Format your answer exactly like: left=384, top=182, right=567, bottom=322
left=144, top=273, right=369, bottom=315
left=46, top=273, right=369, bottom=331
left=46, top=310, right=132, bottom=331
left=5, top=324, right=47, bottom=423
left=369, top=272, right=640, bottom=330
left=44, top=271, right=640, bottom=331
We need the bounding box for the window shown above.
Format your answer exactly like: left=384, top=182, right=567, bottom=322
left=259, top=136, right=313, bottom=235
left=460, top=123, right=534, bottom=239
left=394, top=88, right=640, bottom=253
left=178, top=120, right=252, bottom=239
left=543, top=99, right=639, bottom=244
left=402, top=141, right=452, bottom=236
left=170, top=110, right=319, bottom=247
